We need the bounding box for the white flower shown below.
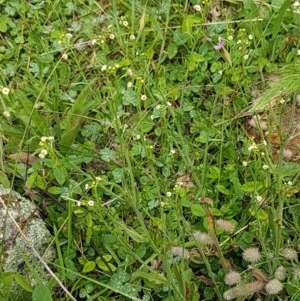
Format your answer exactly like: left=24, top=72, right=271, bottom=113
left=248, top=34, right=253, bottom=40
left=127, top=82, right=133, bottom=88
left=40, top=149, right=48, bottom=156
left=129, top=34, right=136, bottom=40
left=224, top=271, right=241, bottom=285
left=193, top=4, right=201, bottom=11
left=169, top=149, right=176, bottom=155
left=3, top=110, right=10, bottom=118
left=244, top=54, right=249, bottom=60
left=288, top=181, right=293, bottom=186
left=91, top=39, right=97, bottom=45
left=297, top=49, right=300, bottom=56
left=101, top=65, right=107, bottom=72
left=237, top=39, right=242, bottom=44
left=2, top=87, right=10, bottom=95
left=228, top=35, right=233, bottom=41
left=62, top=53, right=68, bottom=60
left=95, top=176, right=102, bottom=181
left=66, top=33, right=73, bottom=39
left=293, top=1, right=300, bottom=7
left=262, top=164, right=269, bottom=170
left=87, top=200, right=94, bottom=206
left=109, top=34, right=115, bottom=40
left=122, top=20, right=129, bottom=27
left=242, top=247, right=261, bottom=263
left=85, top=184, right=89, bottom=190
left=265, top=279, right=283, bottom=295
left=166, top=192, right=172, bottom=197
left=242, top=161, right=248, bottom=167
left=141, top=94, right=147, bottom=101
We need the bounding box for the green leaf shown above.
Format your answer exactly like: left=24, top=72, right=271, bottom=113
left=14, top=273, right=32, bottom=292
left=191, top=204, right=206, bottom=217
left=167, top=43, right=178, bottom=59
left=241, top=181, right=263, bottom=192
left=53, top=167, right=67, bottom=185
left=0, top=16, right=9, bottom=32
left=82, top=261, right=96, bottom=273
left=216, top=184, right=231, bottom=195
left=59, top=82, right=96, bottom=152
left=182, top=15, right=202, bottom=34
left=272, top=0, right=292, bottom=39
left=32, top=284, right=53, bottom=301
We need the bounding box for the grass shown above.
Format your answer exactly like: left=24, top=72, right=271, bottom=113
left=0, top=0, right=300, bottom=300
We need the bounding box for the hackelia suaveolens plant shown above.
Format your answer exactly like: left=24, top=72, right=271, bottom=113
left=242, top=247, right=261, bottom=263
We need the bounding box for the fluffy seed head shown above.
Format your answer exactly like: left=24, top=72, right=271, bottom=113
left=265, top=279, right=283, bottom=295
left=216, top=219, right=236, bottom=233
left=171, top=246, right=190, bottom=259
left=192, top=231, right=214, bottom=245
left=293, top=267, right=300, bottom=279
left=242, top=281, right=264, bottom=295
left=223, top=287, right=241, bottom=300
left=242, top=247, right=261, bottom=263
left=282, top=247, right=298, bottom=260
left=224, top=271, right=241, bottom=285
left=275, top=266, right=287, bottom=281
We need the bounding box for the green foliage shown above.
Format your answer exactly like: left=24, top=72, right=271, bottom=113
left=1, top=0, right=300, bottom=300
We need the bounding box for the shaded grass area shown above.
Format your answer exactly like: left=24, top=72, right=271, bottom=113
left=0, top=0, right=300, bottom=300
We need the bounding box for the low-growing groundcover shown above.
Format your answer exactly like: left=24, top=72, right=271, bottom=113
left=0, top=0, right=300, bottom=300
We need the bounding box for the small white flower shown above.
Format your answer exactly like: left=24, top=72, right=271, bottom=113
left=3, top=110, right=10, bottom=118
left=288, top=181, right=293, bottom=186
left=109, top=34, right=115, bottom=40
left=115, top=63, right=120, bottom=68
left=263, top=140, right=267, bottom=145
left=166, top=192, right=172, bottom=197
left=262, top=164, right=269, bottom=170
left=248, top=142, right=257, bottom=151
left=38, top=153, right=45, bottom=159
left=91, top=39, right=97, bottom=45
left=127, top=82, right=133, bottom=88
left=122, top=20, right=129, bottom=27
left=256, top=195, right=263, bottom=203
left=85, top=184, right=90, bottom=190
left=156, top=104, right=161, bottom=110
left=87, top=200, right=95, bottom=206
left=167, top=101, right=172, bottom=106
left=101, top=65, right=107, bottom=72
left=141, top=94, right=147, bottom=101
left=126, top=68, right=133, bottom=76
left=129, top=34, right=136, bottom=40
left=40, top=136, right=48, bottom=142
left=279, top=98, right=285, bottom=104
left=228, top=35, right=233, bottom=41
left=62, top=53, right=68, bottom=60
left=40, top=149, right=48, bottom=156
left=169, top=149, right=176, bottom=155
left=77, top=201, right=82, bottom=207
left=150, top=115, right=154, bottom=120
left=242, top=161, right=248, bottom=167
left=95, top=176, right=102, bottom=181
left=193, top=4, right=202, bottom=11
left=48, top=136, right=55, bottom=141
left=244, top=54, right=249, bottom=60
left=248, top=34, right=253, bottom=40
left=135, top=134, right=141, bottom=140
left=294, top=1, right=300, bottom=7
left=66, top=33, right=73, bottom=39
left=2, top=87, right=10, bottom=95
left=237, top=39, right=242, bottom=44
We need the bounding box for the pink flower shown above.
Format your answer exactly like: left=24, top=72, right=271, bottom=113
left=214, top=39, right=225, bottom=50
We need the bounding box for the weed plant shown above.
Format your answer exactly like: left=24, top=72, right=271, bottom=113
left=0, top=0, right=300, bottom=300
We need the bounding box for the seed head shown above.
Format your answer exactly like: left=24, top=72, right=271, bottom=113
left=171, top=246, right=190, bottom=259
left=223, top=287, right=241, bottom=300
left=242, top=247, right=261, bottom=263
left=282, top=247, right=298, bottom=260
left=216, top=219, right=235, bottom=233
left=274, top=266, right=287, bottom=281
left=265, top=279, right=283, bottom=295
left=224, top=271, right=241, bottom=286
left=192, top=231, right=214, bottom=245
